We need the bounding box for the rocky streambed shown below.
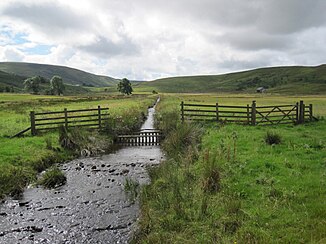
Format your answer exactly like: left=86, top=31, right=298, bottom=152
left=0, top=100, right=163, bottom=243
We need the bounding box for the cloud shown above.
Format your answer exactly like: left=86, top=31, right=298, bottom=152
left=256, top=0, right=326, bottom=34
left=79, top=35, right=139, bottom=58
left=220, top=30, right=293, bottom=51
left=0, top=0, right=325, bottom=80
left=2, top=2, right=90, bottom=33
left=0, top=46, right=24, bottom=61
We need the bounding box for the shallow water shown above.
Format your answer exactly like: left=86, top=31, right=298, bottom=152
left=0, top=99, right=163, bottom=243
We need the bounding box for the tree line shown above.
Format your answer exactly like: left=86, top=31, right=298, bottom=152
left=24, top=75, right=65, bottom=95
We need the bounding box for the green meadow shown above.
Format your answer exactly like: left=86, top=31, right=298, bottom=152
left=135, top=94, right=326, bottom=243
left=0, top=91, right=325, bottom=243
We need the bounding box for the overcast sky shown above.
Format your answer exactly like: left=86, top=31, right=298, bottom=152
left=1, top=0, right=325, bottom=80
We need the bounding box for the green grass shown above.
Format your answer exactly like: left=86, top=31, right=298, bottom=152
left=38, top=167, right=67, bottom=189
left=135, top=94, right=326, bottom=243
left=154, top=93, right=326, bottom=117
left=0, top=93, right=158, bottom=198
left=137, top=65, right=326, bottom=94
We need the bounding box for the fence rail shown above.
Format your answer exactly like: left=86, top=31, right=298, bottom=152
left=30, top=106, right=109, bottom=135
left=181, top=100, right=314, bottom=126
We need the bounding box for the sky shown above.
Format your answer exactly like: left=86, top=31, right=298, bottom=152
left=0, top=0, right=325, bottom=80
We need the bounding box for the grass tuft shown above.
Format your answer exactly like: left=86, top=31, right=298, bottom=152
left=264, top=131, right=282, bottom=145
left=124, top=177, right=140, bottom=203
left=38, top=167, right=66, bottom=189
left=202, top=150, right=221, bottom=193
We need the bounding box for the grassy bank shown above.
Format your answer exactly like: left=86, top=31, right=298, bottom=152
left=0, top=93, right=157, bottom=198
left=135, top=95, right=326, bottom=243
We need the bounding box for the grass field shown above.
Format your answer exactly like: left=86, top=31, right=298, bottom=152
left=1, top=92, right=325, bottom=242
left=136, top=65, right=326, bottom=94
left=0, top=93, right=157, bottom=198
left=153, top=93, right=326, bottom=117
left=136, top=94, right=326, bottom=243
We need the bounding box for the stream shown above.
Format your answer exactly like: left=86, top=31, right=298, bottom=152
left=0, top=99, right=163, bottom=243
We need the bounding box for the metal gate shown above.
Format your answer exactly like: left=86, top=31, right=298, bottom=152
left=116, top=129, right=161, bottom=146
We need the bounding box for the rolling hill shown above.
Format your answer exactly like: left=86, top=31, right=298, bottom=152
left=0, top=62, right=119, bottom=87
left=0, top=70, right=26, bottom=91
left=0, top=69, right=90, bottom=95
left=1, top=62, right=325, bottom=95
left=137, top=64, right=326, bottom=94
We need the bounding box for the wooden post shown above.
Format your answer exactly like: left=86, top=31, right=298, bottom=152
left=30, top=111, right=36, bottom=136
left=64, top=108, right=68, bottom=129
left=181, top=101, right=184, bottom=122
left=295, top=102, right=299, bottom=124
left=98, top=106, right=101, bottom=129
left=299, top=100, right=304, bottom=124
left=251, top=100, right=256, bottom=126
left=247, top=104, right=250, bottom=125
left=309, top=104, right=313, bottom=121
left=216, top=102, right=219, bottom=122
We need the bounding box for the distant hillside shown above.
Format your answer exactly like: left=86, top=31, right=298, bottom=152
left=138, top=65, right=326, bottom=94
left=0, top=69, right=89, bottom=95
left=0, top=70, right=26, bottom=91
left=0, top=62, right=119, bottom=87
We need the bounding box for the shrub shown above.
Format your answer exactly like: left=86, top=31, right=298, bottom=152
left=38, top=167, right=66, bottom=189
left=58, top=126, right=78, bottom=150
left=264, top=131, right=282, bottom=145
left=162, top=122, right=203, bottom=160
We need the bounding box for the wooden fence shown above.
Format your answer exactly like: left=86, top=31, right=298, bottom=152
left=181, top=100, right=315, bottom=126
left=116, top=129, right=161, bottom=146
left=29, top=106, right=109, bottom=135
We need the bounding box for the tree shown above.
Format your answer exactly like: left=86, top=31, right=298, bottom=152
left=50, top=75, right=65, bottom=95
left=117, top=78, right=133, bottom=95
left=24, top=76, right=41, bottom=94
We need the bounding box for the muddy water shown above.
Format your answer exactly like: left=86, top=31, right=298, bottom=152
left=0, top=100, right=163, bottom=244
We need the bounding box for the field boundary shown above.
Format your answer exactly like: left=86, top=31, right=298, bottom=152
left=31, top=106, right=109, bottom=135
left=181, top=100, right=316, bottom=125
left=12, top=106, right=109, bottom=137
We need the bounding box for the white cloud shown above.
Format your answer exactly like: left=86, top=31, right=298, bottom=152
left=0, top=0, right=325, bottom=80
left=0, top=45, right=24, bottom=61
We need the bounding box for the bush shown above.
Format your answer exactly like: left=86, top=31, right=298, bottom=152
left=264, top=131, right=282, bottom=145
left=162, top=122, right=203, bottom=160
left=38, top=167, right=66, bottom=189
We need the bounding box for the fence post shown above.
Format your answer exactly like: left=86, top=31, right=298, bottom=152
left=216, top=102, right=219, bottom=122
left=64, top=108, right=68, bottom=129
left=295, top=102, right=299, bottom=124
left=247, top=104, right=250, bottom=125
left=98, top=106, right=102, bottom=129
left=30, top=111, right=36, bottom=136
left=251, top=100, right=256, bottom=126
left=299, top=100, right=304, bottom=124
left=181, top=101, right=184, bottom=122
left=309, top=104, right=313, bottom=121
